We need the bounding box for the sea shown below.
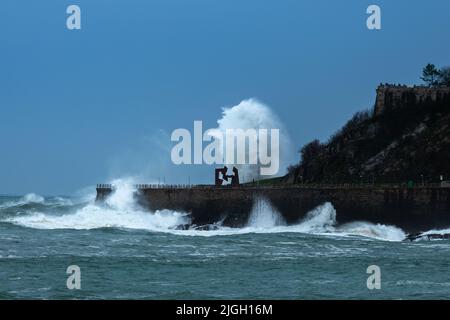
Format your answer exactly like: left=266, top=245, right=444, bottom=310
left=1, top=180, right=450, bottom=300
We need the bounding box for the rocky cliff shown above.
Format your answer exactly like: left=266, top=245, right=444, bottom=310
left=285, top=87, right=450, bottom=184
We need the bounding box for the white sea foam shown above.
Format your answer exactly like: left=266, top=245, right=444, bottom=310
left=286, top=202, right=406, bottom=241
left=22, top=193, right=45, bottom=204
left=0, top=193, right=45, bottom=209
left=49, top=197, right=73, bottom=206
left=338, top=222, right=406, bottom=241
left=246, top=197, right=286, bottom=228
left=421, top=228, right=450, bottom=236
left=6, top=179, right=189, bottom=231
left=294, top=203, right=336, bottom=233
left=3, top=179, right=406, bottom=241
left=168, top=201, right=405, bottom=241
left=9, top=206, right=188, bottom=231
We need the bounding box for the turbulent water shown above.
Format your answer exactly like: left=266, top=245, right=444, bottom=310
left=1, top=182, right=450, bottom=299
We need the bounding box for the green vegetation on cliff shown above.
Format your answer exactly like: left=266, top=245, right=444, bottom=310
left=285, top=86, right=450, bottom=185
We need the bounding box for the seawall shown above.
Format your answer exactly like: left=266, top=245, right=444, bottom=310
left=96, top=185, right=450, bottom=233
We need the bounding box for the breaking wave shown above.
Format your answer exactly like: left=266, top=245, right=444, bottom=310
left=422, top=228, right=450, bottom=236
left=209, top=99, right=294, bottom=181
left=3, top=179, right=189, bottom=231
left=241, top=202, right=406, bottom=241
left=8, top=206, right=188, bottom=231
left=21, top=193, right=45, bottom=204
left=0, top=193, right=46, bottom=209
left=246, top=197, right=286, bottom=228
left=0, top=179, right=409, bottom=242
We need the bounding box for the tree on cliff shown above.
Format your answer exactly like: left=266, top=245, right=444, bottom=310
left=300, top=139, right=324, bottom=165
left=284, top=79, right=450, bottom=185
left=421, top=63, right=441, bottom=87
left=439, top=66, right=450, bottom=86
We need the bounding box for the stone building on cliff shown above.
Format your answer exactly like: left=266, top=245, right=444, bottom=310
left=374, top=84, right=450, bottom=116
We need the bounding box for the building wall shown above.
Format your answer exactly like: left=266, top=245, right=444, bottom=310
left=375, top=84, right=450, bottom=116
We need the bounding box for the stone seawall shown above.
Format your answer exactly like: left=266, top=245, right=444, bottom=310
left=96, top=186, right=450, bottom=233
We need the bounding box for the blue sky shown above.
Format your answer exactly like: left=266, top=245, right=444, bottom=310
left=1, top=0, right=449, bottom=195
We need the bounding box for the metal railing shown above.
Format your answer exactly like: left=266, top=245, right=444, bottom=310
left=96, top=182, right=450, bottom=190
left=96, top=184, right=114, bottom=189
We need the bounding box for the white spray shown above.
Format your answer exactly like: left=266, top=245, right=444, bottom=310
left=5, top=179, right=190, bottom=231
left=210, top=99, right=293, bottom=182
left=3, top=181, right=407, bottom=241
left=247, top=197, right=286, bottom=228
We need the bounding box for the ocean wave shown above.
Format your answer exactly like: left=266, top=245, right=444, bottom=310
left=0, top=193, right=45, bottom=209
left=3, top=180, right=189, bottom=231
left=0, top=194, right=77, bottom=220
left=6, top=206, right=189, bottom=231
left=22, top=193, right=45, bottom=204
left=421, top=228, right=450, bottom=236
left=49, top=197, right=74, bottom=206
left=1, top=179, right=407, bottom=242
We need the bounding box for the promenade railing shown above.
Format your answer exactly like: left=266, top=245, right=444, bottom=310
left=96, top=182, right=448, bottom=190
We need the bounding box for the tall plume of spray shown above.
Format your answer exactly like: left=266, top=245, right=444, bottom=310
left=209, top=99, right=293, bottom=182
left=105, top=98, right=293, bottom=185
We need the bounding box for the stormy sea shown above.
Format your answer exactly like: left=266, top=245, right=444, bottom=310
left=1, top=181, right=450, bottom=300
